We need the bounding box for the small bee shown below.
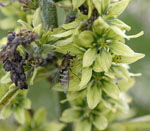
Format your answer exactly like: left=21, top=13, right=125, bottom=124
left=59, top=53, right=76, bottom=93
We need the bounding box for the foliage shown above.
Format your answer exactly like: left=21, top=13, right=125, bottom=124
left=0, top=0, right=148, bottom=131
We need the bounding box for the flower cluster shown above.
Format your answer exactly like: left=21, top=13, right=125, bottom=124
left=0, top=30, right=38, bottom=89
left=52, top=0, right=144, bottom=130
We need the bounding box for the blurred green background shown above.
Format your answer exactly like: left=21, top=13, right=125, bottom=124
left=0, top=0, right=150, bottom=126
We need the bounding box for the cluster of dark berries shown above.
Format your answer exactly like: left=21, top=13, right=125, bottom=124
left=0, top=30, right=38, bottom=89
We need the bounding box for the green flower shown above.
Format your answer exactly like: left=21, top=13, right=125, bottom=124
left=1, top=90, right=31, bottom=124
left=17, top=108, right=65, bottom=131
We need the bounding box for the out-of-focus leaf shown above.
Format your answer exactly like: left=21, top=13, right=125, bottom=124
left=60, top=108, right=81, bottom=122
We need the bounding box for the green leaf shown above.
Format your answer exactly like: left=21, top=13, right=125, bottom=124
left=78, top=31, right=94, bottom=47
left=1, top=105, right=12, bottom=119
left=87, top=85, right=101, bottom=109
left=17, top=19, right=32, bottom=30
left=72, top=0, right=86, bottom=9
left=33, top=24, right=43, bottom=36
left=80, top=67, right=92, bottom=88
left=0, top=88, right=19, bottom=112
left=110, top=42, right=134, bottom=56
left=34, top=108, right=47, bottom=126
left=60, top=108, right=81, bottom=122
left=44, top=121, right=65, bottom=131
left=106, top=0, right=130, bottom=18
left=32, top=7, right=42, bottom=27
left=103, top=81, right=120, bottom=99
left=14, top=107, right=25, bottom=124
left=93, top=115, right=108, bottom=130
left=22, top=98, right=31, bottom=109
left=99, top=50, right=112, bottom=72
left=83, top=48, right=97, bottom=67
left=108, top=115, right=150, bottom=131
left=17, top=127, right=26, bottom=131
left=93, top=54, right=104, bottom=72
left=24, top=111, right=32, bottom=126
left=52, top=30, right=74, bottom=38
left=75, top=119, right=92, bottom=131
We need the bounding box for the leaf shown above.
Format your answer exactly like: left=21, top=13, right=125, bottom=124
left=24, top=111, right=32, bottom=126
left=34, top=108, right=47, bottom=126
left=33, top=24, right=43, bottom=36
left=75, top=119, right=92, bottom=131
left=17, top=19, right=32, bottom=30
left=52, top=30, right=74, bottom=38
left=106, top=0, right=130, bottom=18
left=108, top=115, right=150, bottom=130
left=0, top=88, right=19, bottom=112
left=1, top=105, right=12, bottom=119
left=60, top=108, right=81, bottom=122
left=72, top=0, right=86, bottom=9
left=44, top=121, right=66, bottom=131
left=22, top=98, right=31, bottom=109
left=99, top=50, right=112, bottom=72
left=80, top=67, right=92, bottom=88
left=14, top=107, right=25, bottom=124
left=83, top=48, right=97, bottom=67
left=87, top=85, right=101, bottom=109
left=110, top=42, right=134, bottom=56
left=103, top=81, right=120, bottom=100
left=93, top=115, right=108, bottom=130
left=32, top=7, right=42, bottom=27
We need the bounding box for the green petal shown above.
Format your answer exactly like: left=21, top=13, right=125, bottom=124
left=106, top=0, right=130, bottom=18
left=78, top=31, right=94, bottom=47
left=93, top=115, right=108, bottom=130
left=60, top=108, right=81, bottom=122
left=110, top=42, right=134, bottom=56
left=87, top=85, right=101, bottom=109
left=103, top=81, right=120, bottom=100
left=99, top=50, right=112, bottom=72
left=92, top=16, right=109, bottom=35
left=34, top=108, right=47, bottom=126
left=80, top=67, right=92, bottom=88
left=113, top=53, right=145, bottom=64
left=14, top=107, right=25, bottom=124
left=75, top=119, right=92, bottom=131
left=83, top=48, right=97, bottom=67
left=93, top=55, right=104, bottom=72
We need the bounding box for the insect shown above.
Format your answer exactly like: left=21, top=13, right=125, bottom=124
left=59, top=53, right=76, bottom=93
